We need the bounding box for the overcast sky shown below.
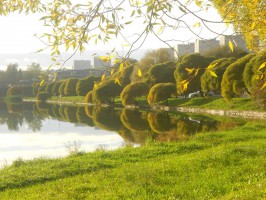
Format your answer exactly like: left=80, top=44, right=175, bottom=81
left=0, top=4, right=233, bottom=69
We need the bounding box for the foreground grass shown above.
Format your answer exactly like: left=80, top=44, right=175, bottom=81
left=0, top=122, right=265, bottom=199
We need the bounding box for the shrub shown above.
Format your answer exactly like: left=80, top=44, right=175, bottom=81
left=58, top=80, right=67, bottom=96
left=45, top=82, right=55, bottom=96
left=147, top=83, right=176, bottom=105
left=120, top=81, right=149, bottom=106
left=85, top=91, right=94, bottom=104
left=38, top=83, right=48, bottom=93
left=93, top=79, right=123, bottom=105
left=36, top=92, right=51, bottom=102
left=52, top=81, right=63, bottom=96
left=146, top=61, right=176, bottom=87
left=32, top=82, right=39, bottom=96
left=76, top=76, right=100, bottom=96
left=174, top=53, right=214, bottom=96
left=64, top=78, right=79, bottom=96
left=201, top=57, right=236, bottom=95
left=221, top=54, right=255, bottom=101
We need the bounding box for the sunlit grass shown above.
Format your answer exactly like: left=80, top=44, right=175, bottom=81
left=0, top=122, right=265, bottom=199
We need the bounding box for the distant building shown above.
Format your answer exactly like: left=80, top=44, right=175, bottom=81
left=195, top=39, right=220, bottom=53
left=93, top=57, right=111, bottom=68
left=73, top=60, right=92, bottom=70
left=220, top=35, right=249, bottom=52
left=174, top=43, right=194, bottom=59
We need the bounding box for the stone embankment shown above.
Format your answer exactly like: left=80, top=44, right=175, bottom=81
left=151, top=106, right=266, bottom=119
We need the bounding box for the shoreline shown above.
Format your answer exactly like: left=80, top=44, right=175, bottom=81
left=23, top=98, right=266, bottom=120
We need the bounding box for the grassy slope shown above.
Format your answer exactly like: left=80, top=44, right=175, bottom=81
left=0, top=122, right=265, bottom=199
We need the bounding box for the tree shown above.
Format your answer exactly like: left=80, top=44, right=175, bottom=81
left=146, top=61, right=176, bottom=87
left=221, top=54, right=255, bottom=101
left=201, top=57, right=236, bottom=95
left=203, top=45, right=248, bottom=59
left=6, top=63, right=19, bottom=82
left=120, top=81, right=149, bottom=106
left=24, top=62, right=42, bottom=80
left=212, top=0, right=266, bottom=51
left=174, top=53, right=214, bottom=96
left=147, top=83, right=176, bottom=105
left=1, top=0, right=264, bottom=61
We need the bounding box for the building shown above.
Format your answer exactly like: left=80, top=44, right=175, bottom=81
left=195, top=39, right=220, bottom=53
left=220, top=35, right=249, bottom=52
left=174, top=43, right=194, bottom=59
left=93, top=57, right=111, bottom=68
left=73, top=60, right=92, bottom=70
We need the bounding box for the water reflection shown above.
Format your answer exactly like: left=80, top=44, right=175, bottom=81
left=0, top=102, right=250, bottom=165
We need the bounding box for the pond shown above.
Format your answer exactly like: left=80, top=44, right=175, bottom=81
left=0, top=101, right=252, bottom=166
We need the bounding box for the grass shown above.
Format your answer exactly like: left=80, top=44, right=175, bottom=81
left=0, top=121, right=265, bottom=199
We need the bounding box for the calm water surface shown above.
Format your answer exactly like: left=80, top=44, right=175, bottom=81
left=0, top=101, right=250, bottom=166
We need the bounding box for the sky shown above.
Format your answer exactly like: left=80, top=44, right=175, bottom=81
left=0, top=3, right=233, bottom=69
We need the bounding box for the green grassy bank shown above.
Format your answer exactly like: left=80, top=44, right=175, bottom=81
left=0, top=121, right=265, bottom=199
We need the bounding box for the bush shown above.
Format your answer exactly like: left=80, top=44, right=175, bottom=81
left=221, top=54, right=255, bottom=101
left=32, top=82, right=39, bottom=96
left=120, top=81, right=149, bottom=106
left=147, top=83, right=176, bottom=105
left=64, top=78, right=79, bottom=96
left=45, top=82, right=55, bottom=96
left=201, top=57, right=236, bottom=95
left=52, top=81, right=63, bottom=96
left=38, top=83, right=48, bottom=93
left=36, top=92, right=51, bottom=102
left=93, top=79, right=123, bottom=105
left=85, top=91, right=94, bottom=104
left=58, top=80, right=67, bottom=96
left=174, top=53, right=214, bottom=96
left=146, top=61, right=176, bottom=87
left=76, top=76, right=100, bottom=96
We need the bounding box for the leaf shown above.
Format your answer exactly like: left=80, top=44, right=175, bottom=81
left=99, top=56, right=110, bottom=62
left=229, top=40, right=234, bottom=52
left=207, top=62, right=219, bottom=69
left=183, top=82, right=189, bottom=92
left=178, top=6, right=186, bottom=13
left=192, top=22, right=201, bottom=28
left=251, top=22, right=256, bottom=30
left=115, top=78, right=122, bottom=86
left=101, top=74, right=106, bottom=82
left=209, top=70, right=218, bottom=78
left=258, top=62, right=266, bottom=71
left=195, top=0, right=202, bottom=8
left=40, top=79, right=45, bottom=86
left=185, top=68, right=194, bottom=74
left=110, top=68, right=115, bottom=75
left=260, top=82, right=266, bottom=90
left=119, top=63, right=124, bottom=72
left=158, top=26, right=164, bottom=34
left=138, top=68, right=142, bottom=77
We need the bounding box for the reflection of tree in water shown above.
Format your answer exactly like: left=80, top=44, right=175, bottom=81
left=92, top=106, right=123, bottom=131
left=76, top=106, right=94, bottom=127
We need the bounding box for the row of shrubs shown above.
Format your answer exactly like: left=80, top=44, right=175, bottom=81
left=5, top=50, right=266, bottom=108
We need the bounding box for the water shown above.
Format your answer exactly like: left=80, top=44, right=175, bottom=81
left=0, top=101, right=250, bottom=166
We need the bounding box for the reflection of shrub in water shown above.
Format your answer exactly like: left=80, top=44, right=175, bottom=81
left=92, top=107, right=122, bottom=131
left=35, top=102, right=51, bottom=117
left=52, top=104, right=63, bottom=120
left=76, top=106, right=94, bottom=127
left=176, top=119, right=201, bottom=135
left=148, top=112, right=175, bottom=134
left=7, top=103, right=23, bottom=114
left=120, top=109, right=150, bottom=132
left=59, top=105, right=68, bottom=121
left=85, top=106, right=94, bottom=118
left=64, top=106, right=78, bottom=123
